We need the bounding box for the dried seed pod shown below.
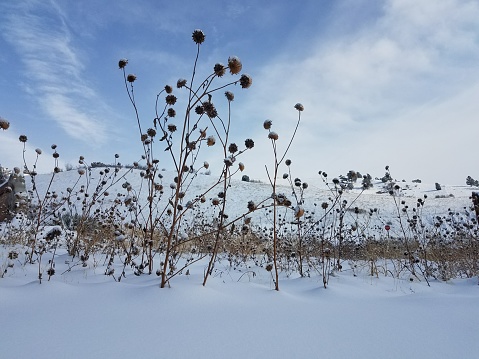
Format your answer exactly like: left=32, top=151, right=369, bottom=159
left=228, top=56, right=242, bottom=74
left=268, top=132, right=278, bottom=141
left=118, top=59, right=128, bottom=69
left=192, top=29, right=205, bottom=44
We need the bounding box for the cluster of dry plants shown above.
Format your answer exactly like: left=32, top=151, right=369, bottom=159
left=1, top=31, right=478, bottom=290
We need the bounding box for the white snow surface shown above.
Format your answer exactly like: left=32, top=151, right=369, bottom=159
left=1, top=169, right=479, bottom=358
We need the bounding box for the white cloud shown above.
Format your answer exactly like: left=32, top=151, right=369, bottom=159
left=237, top=0, right=479, bottom=184
left=1, top=0, right=108, bottom=144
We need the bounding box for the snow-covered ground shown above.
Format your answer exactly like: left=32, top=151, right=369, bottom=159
left=1, top=169, right=478, bottom=358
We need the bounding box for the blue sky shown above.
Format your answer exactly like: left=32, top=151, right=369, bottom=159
left=1, top=0, right=478, bottom=185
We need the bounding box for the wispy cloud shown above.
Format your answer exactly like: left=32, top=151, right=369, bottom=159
left=1, top=0, right=108, bottom=144
left=238, top=0, right=479, bottom=183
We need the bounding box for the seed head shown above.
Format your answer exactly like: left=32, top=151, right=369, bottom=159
left=207, top=136, right=216, bottom=146
left=214, top=63, right=226, bottom=77
left=203, top=161, right=209, bottom=169
left=51, top=144, right=57, bottom=150
left=263, top=120, right=272, bottom=130
left=285, top=159, right=291, bottom=166
left=78, top=168, right=86, bottom=175
left=19, top=135, right=28, bottom=143
left=167, top=124, right=177, bottom=132
left=228, top=143, right=238, bottom=153
left=239, top=74, right=252, bottom=89
left=167, top=108, right=176, bottom=117
left=294, top=103, right=304, bottom=111
left=147, top=128, right=156, bottom=137
left=35, top=148, right=42, bottom=155
left=199, top=128, right=207, bottom=138
left=228, top=56, right=242, bottom=75
left=247, top=201, right=256, bottom=212
left=118, top=59, right=128, bottom=69
left=53, top=152, right=60, bottom=159
left=203, top=102, right=217, bottom=118
left=244, top=138, right=254, bottom=149
left=195, top=105, right=204, bottom=115
left=224, top=157, right=234, bottom=167
left=127, top=74, right=137, bottom=83
left=225, top=91, right=234, bottom=101
left=177, top=78, right=187, bottom=88
left=268, top=132, right=279, bottom=141
left=166, top=95, right=177, bottom=105
left=212, top=197, right=220, bottom=206
left=192, top=29, right=205, bottom=44
left=238, top=162, right=245, bottom=171
left=164, top=85, right=173, bottom=94
left=0, top=117, right=10, bottom=130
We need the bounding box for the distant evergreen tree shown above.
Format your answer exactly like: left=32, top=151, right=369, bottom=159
left=466, top=176, right=479, bottom=187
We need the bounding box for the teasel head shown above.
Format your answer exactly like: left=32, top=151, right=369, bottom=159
left=214, top=63, right=226, bottom=77
left=118, top=59, right=128, bottom=69
left=239, top=74, right=252, bottom=89
left=192, top=29, right=205, bottom=44
left=228, top=56, right=242, bottom=74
